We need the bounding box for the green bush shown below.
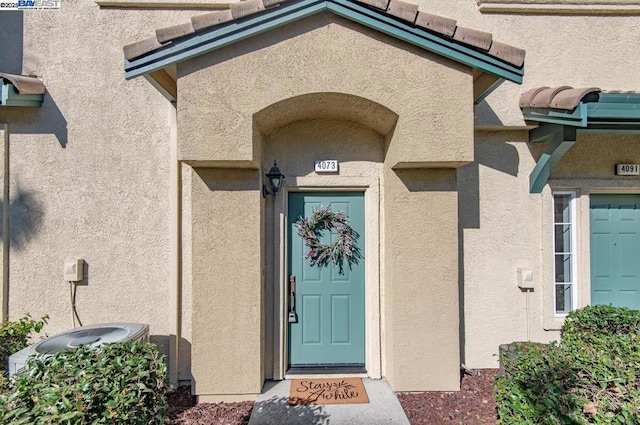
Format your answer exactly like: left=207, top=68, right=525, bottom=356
left=0, top=314, right=48, bottom=375
left=0, top=341, right=168, bottom=425
left=495, top=306, right=640, bottom=424
left=562, top=305, right=640, bottom=343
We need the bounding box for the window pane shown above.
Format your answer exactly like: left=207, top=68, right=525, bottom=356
left=554, top=224, right=571, bottom=253
left=555, top=254, right=571, bottom=283
left=555, top=284, right=572, bottom=314
left=554, top=194, right=571, bottom=223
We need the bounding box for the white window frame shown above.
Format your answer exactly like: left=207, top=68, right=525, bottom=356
left=552, top=191, right=578, bottom=317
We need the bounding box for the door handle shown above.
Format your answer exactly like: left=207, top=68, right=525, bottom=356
left=288, top=275, right=298, bottom=323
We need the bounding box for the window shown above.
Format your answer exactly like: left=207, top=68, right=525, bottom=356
left=553, top=192, right=577, bottom=315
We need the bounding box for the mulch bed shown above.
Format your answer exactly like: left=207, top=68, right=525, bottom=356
left=398, top=369, right=498, bottom=424
left=166, top=369, right=498, bottom=425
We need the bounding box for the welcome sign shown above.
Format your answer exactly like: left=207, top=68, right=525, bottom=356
left=289, top=378, right=370, bottom=405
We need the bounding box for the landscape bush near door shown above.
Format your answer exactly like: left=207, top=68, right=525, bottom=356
left=0, top=341, right=168, bottom=424
left=495, top=305, right=640, bottom=424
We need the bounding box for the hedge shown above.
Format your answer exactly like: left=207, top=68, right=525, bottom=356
left=495, top=305, right=640, bottom=424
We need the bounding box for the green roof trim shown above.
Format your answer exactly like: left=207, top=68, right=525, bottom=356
left=124, top=0, right=524, bottom=85
left=522, top=92, right=640, bottom=128
left=523, top=91, right=640, bottom=193
left=1, top=83, right=44, bottom=107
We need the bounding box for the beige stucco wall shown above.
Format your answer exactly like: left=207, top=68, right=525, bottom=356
left=460, top=132, right=559, bottom=368
left=383, top=167, right=461, bottom=391
left=186, top=167, right=264, bottom=398
left=177, top=13, right=474, bottom=168
left=177, top=13, right=473, bottom=395
left=1, top=0, right=638, bottom=400
left=0, top=3, right=195, bottom=360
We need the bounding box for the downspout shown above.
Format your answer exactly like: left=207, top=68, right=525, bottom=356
left=2, top=123, right=9, bottom=323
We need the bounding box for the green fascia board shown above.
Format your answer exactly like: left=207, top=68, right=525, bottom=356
left=522, top=105, right=587, bottom=128
left=586, top=102, right=640, bottom=122
left=124, top=0, right=524, bottom=84
left=1, top=83, right=44, bottom=107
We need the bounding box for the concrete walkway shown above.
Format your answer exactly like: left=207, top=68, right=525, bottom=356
left=248, top=379, right=410, bottom=425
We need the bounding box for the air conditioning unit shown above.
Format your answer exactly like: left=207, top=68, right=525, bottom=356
left=8, top=323, right=149, bottom=378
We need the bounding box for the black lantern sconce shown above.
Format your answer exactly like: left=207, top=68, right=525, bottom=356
left=262, top=161, right=285, bottom=198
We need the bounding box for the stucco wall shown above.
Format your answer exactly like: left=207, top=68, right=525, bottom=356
left=459, top=132, right=559, bottom=368
left=187, top=167, right=264, bottom=399
left=0, top=3, right=196, bottom=349
left=383, top=167, right=461, bottom=391
left=177, top=12, right=473, bottom=394
left=177, top=13, right=474, bottom=168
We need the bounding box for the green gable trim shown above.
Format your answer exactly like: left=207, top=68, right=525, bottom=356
left=124, top=0, right=524, bottom=86
left=1, top=83, right=44, bottom=107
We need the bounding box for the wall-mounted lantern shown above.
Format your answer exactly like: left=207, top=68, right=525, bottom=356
left=262, top=161, right=285, bottom=198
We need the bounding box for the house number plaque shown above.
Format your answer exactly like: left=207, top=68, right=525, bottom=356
left=616, top=164, right=640, bottom=176
left=314, top=160, right=339, bottom=173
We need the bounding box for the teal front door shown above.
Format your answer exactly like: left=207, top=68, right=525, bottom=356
left=288, top=192, right=365, bottom=368
left=590, top=194, right=640, bottom=309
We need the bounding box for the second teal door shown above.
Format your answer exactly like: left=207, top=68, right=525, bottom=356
left=288, top=192, right=365, bottom=367
left=590, top=194, right=640, bottom=309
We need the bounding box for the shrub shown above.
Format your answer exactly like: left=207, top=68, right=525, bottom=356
left=496, top=306, right=640, bottom=424
left=0, top=314, right=48, bottom=375
left=0, top=341, right=168, bottom=424
left=562, top=305, right=640, bottom=343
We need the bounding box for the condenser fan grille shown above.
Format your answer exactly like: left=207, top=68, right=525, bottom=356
left=36, top=327, right=130, bottom=354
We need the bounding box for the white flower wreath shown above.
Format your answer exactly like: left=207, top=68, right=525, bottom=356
left=295, top=206, right=362, bottom=275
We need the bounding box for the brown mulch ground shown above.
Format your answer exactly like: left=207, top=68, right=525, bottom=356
left=397, top=369, right=499, bottom=425
left=166, top=369, right=498, bottom=425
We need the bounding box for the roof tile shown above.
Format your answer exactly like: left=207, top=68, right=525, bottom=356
left=230, top=0, right=265, bottom=20
left=124, top=36, right=168, bottom=61
left=356, top=0, right=390, bottom=11
left=453, top=26, right=492, bottom=51
left=488, top=40, right=525, bottom=67
left=123, top=0, right=525, bottom=68
left=191, top=10, right=234, bottom=32
left=415, top=12, right=456, bottom=37
left=530, top=86, right=572, bottom=108
left=156, top=22, right=195, bottom=44
left=0, top=73, right=46, bottom=95
left=550, top=87, right=601, bottom=110
left=386, top=0, right=418, bottom=23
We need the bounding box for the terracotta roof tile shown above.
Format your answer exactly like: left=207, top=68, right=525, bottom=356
left=529, top=86, right=572, bottom=108
left=156, top=22, right=195, bottom=44
left=488, top=40, right=525, bottom=68
left=123, top=0, right=525, bottom=68
left=191, top=10, right=234, bottom=32
left=124, top=36, right=168, bottom=61
left=452, top=26, right=492, bottom=51
left=386, top=0, right=418, bottom=23
left=520, top=86, right=602, bottom=111
left=0, top=73, right=46, bottom=95
left=230, top=0, right=265, bottom=19
left=356, top=0, right=389, bottom=11
left=415, top=12, right=456, bottom=37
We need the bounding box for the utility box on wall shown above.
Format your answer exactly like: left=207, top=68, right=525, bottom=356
left=517, top=268, right=535, bottom=290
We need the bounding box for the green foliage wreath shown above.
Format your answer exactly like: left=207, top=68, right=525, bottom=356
left=295, top=206, right=362, bottom=275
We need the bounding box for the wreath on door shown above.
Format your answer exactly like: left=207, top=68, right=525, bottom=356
left=295, top=206, right=362, bottom=275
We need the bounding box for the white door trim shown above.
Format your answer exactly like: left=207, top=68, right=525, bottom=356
left=269, top=176, right=382, bottom=380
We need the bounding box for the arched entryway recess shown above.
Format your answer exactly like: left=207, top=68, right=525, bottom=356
left=123, top=0, right=525, bottom=402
